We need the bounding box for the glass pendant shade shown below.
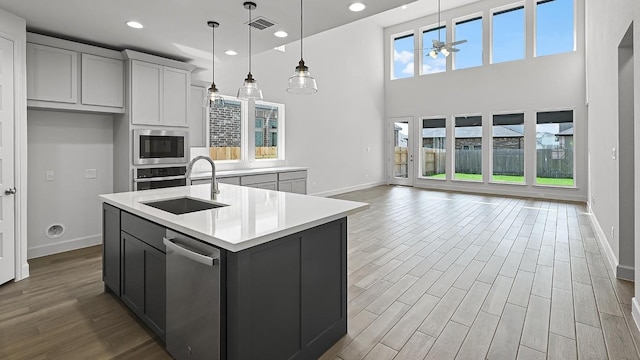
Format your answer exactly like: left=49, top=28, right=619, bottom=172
left=208, top=83, right=225, bottom=108
left=286, top=59, right=317, bottom=94
left=441, top=48, right=450, bottom=57
left=429, top=50, right=438, bottom=59
left=237, top=72, right=263, bottom=100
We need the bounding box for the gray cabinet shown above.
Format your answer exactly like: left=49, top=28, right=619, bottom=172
left=130, top=60, right=189, bottom=127
left=81, top=53, right=124, bottom=108
left=241, top=173, right=278, bottom=190
left=278, top=171, right=307, bottom=194
left=102, top=203, right=121, bottom=294
left=189, top=85, right=208, bottom=147
left=119, top=212, right=167, bottom=341
left=27, top=43, right=78, bottom=104
left=226, top=218, right=347, bottom=360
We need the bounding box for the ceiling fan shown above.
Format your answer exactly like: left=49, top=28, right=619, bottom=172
left=426, top=0, right=467, bottom=59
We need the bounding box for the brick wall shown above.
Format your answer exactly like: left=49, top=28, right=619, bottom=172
left=210, top=102, right=241, bottom=147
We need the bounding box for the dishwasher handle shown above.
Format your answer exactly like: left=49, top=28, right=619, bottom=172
left=163, top=237, right=219, bottom=266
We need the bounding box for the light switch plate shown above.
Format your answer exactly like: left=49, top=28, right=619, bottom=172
left=85, top=169, right=97, bottom=179
left=45, top=170, right=54, bottom=182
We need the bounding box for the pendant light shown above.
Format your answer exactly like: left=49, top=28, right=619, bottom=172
left=286, top=0, right=317, bottom=94
left=207, top=21, right=225, bottom=108
left=237, top=2, right=263, bottom=100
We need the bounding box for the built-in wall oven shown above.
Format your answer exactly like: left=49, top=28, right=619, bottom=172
left=134, top=166, right=187, bottom=191
left=133, top=129, right=189, bottom=165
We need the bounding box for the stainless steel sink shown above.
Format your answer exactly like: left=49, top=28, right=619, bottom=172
left=144, top=197, right=228, bottom=215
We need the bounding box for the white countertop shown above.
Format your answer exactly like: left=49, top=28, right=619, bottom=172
left=100, top=183, right=368, bottom=252
left=191, top=166, right=307, bottom=180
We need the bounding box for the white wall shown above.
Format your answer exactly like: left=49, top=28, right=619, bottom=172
left=384, top=0, right=587, bottom=202
left=27, top=110, right=113, bottom=258
left=584, top=0, right=640, bottom=325
left=197, top=19, right=386, bottom=196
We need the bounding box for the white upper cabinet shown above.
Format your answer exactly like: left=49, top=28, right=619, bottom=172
left=81, top=54, right=124, bottom=108
left=188, top=85, right=207, bottom=147
left=26, top=34, right=125, bottom=113
left=27, top=43, right=78, bottom=104
left=131, top=60, right=162, bottom=125
left=162, top=67, right=189, bottom=127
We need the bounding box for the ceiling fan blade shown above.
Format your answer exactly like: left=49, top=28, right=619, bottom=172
left=449, top=39, right=468, bottom=46
left=450, top=48, right=460, bottom=52
left=432, top=39, right=441, bottom=48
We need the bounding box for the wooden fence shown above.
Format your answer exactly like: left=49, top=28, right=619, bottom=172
left=536, top=148, right=573, bottom=178
left=423, top=149, right=446, bottom=176
left=209, top=146, right=277, bottom=160
left=394, top=147, right=408, bottom=177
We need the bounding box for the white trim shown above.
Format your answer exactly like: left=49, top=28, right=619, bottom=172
left=310, top=181, right=385, bottom=198
left=588, top=209, right=618, bottom=276
left=389, top=29, right=416, bottom=80
left=632, top=298, right=640, bottom=335
left=617, top=264, right=635, bottom=281
left=27, top=234, right=102, bottom=259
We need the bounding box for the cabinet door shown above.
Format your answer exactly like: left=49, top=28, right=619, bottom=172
left=256, top=182, right=278, bottom=191
left=81, top=54, right=124, bottom=108
left=218, top=177, right=240, bottom=185
left=292, top=179, right=307, bottom=194
left=163, top=67, right=190, bottom=127
left=26, top=43, right=78, bottom=103
left=121, top=232, right=145, bottom=314
left=278, top=180, right=293, bottom=193
left=103, top=204, right=121, bottom=294
left=144, top=243, right=166, bottom=339
left=131, top=60, right=162, bottom=125
left=189, top=86, right=208, bottom=147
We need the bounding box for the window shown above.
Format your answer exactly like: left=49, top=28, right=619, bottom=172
left=492, top=6, right=525, bottom=63
left=393, top=33, right=414, bottom=79
left=210, top=99, right=242, bottom=161
left=454, top=116, right=483, bottom=181
left=254, top=102, right=283, bottom=160
left=454, top=17, right=483, bottom=70
left=536, top=110, right=574, bottom=186
left=536, top=0, right=574, bottom=56
left=492, top=113, right=525, bottom=183
left=422, top=118, right=446, bottom=178
left=422, top=26, right=447, bottom=74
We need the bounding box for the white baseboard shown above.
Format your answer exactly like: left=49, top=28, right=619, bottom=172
left=588, top=211, right=618, bottom=277
left=633, top=298, right=640, bottom=335
left=27, top=234, right=102, bottom=259
left=310, top=181, right=385, bottom=198
left=17, top=262, right=30, bottom=281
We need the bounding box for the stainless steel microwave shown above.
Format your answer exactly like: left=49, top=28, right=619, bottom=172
left=133, top=129, right=189, bottom=165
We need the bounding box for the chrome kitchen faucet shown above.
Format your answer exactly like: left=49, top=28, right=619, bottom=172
left=185, top=156, right=220, bottom=200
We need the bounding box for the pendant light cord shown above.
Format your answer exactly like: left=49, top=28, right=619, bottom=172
left=437, top=0, right=441, bottom=43
left=212, top=25, right=215, bottom=82
left=300, top=0, right=304, bottom=60
left=248, top=6, right=252, bottom=74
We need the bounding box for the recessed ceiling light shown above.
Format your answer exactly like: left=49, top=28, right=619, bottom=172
left=126, top=21, right=144, bottom=29
left=349, top=2, right=366, bottom=12
left=401, top=5, right=408, bottom=10
left=274, top=31, right=288, bottom=38
left=225, top=50, right=238, bottom=56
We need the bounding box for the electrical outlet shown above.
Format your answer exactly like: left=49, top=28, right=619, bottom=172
left=591, top=196, right=596, bottom=207
left=365, top=173, right=369, bottom=179
left=611, top=226, right=615, bottom=239
left=85, top=169, right=97, bottom=179
left=45, top=170, right=55, bottom=182
left=313, top=181, right=317, bottom=189
left=612, top=147, right=617, bottom=160
left=367, top=147, right=371, bottom=152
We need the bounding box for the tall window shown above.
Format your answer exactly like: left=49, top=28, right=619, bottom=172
left=536, top=0, right=574, bottom=56
left=422, top=118, right=446, bottom=178
left=210, top=99, right=242, bottom=161
left=454, top=17, right=483, bottom=70
left=536, top=111, right=574, bottom=186
left=422, top=26, right=447, bottom=74
left=393, top=33, right=414, bottom=79
left=492, top=6, right=525, bottom=64
left=454, top=116, right=483, bottom=181
left=255, top=103, right=280, bottom=159
left=492, top=113, right=525, bottom=183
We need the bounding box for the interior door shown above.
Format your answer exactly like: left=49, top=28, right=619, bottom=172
left=389, top=117, right=414, bottom=186
left=0, top=36, right=15, bottom=285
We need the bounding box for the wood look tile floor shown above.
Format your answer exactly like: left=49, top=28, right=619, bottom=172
left=0, top=185, right=638, bottom=359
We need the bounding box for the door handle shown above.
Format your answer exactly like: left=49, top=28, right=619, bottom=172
left=163, top=237, right=218, bottom=266
left=4, top=187, right=16, bottom=195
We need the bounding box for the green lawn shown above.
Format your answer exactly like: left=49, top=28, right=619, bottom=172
left=425, top=173, right=574, bottom=186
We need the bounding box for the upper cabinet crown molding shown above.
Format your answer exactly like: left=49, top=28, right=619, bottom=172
left=27, top=32, right=122, bottom=60
left=122, top=49, right=196, bottom=72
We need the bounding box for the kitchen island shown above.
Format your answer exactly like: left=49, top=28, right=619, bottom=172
left=100, top=183, right=368, bottom=360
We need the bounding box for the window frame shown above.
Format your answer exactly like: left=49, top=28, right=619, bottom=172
left=452, top=12, right=484, bottom=71
left=419, top=22, right=448, bottom=75
left=207, top=94, right=248, bottom=164
left=391, top=30, right=416, bottom=80
left=490, top=2, right=526, bottom=65
left=534, top=0, right=576, bottom=57
left=533, top=107, right=576, bottom=188
left=254, top=99, right=286, bottom=162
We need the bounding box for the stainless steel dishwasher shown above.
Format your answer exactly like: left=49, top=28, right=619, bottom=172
left=164, top=229, right=221, bottom=360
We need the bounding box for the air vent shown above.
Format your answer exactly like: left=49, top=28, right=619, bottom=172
left=248, top=16, right=276, bottom=30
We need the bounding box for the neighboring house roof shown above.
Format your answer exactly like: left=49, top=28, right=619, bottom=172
left=422, top=126, right=524, bottom=138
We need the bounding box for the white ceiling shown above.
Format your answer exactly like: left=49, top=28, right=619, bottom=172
left=0, top=0, right=481, bottom=74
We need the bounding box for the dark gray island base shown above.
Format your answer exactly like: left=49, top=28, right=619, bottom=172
left=103, top=203, right=347, bottom=360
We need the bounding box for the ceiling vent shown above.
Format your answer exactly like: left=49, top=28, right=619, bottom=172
left=248, top=17, right=276, bottom=30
